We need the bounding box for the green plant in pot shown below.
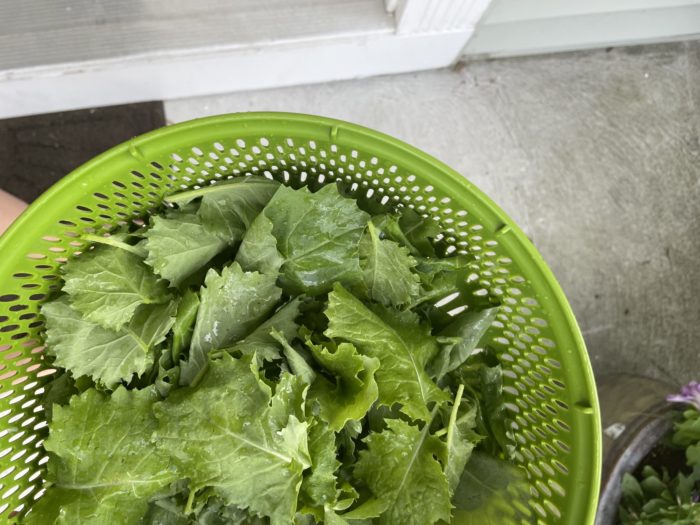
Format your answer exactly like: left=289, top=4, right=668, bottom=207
left=617, top=381, right=700, bottom=524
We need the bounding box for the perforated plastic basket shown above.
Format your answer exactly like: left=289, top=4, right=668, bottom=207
left=0, top=113, right=600, bottom=524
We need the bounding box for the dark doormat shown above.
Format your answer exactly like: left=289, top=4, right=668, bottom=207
left=0, top=102, right=165, bottom=203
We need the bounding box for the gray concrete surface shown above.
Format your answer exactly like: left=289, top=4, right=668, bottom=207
left=165, top=41, right=700, bottom=386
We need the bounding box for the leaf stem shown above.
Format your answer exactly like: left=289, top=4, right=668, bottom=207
left=396, top=404, right=441, bottom=494
left=446, top=384, right=465, bottom=456
left=82, top=234, right=147, bottom=258
left=184, top=488, right=196, bottom=515
left=188, top=362, right=209, bottom=389
left=165, top=178, right=278, bottom=204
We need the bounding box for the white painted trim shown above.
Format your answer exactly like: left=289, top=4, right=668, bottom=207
left=396, top=0, right=493, bottom=34
left=384, top=0, right=400, bottom=14
left=463, top=3, right=700, bottom=58
left=0, top=31, right=474, bottom=119
left=0, top=0, right=492, bottom=119
left=481, top=0, right=700, bottom=24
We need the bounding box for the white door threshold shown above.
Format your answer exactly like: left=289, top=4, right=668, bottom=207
left=0, top=0, right=491, bottom=119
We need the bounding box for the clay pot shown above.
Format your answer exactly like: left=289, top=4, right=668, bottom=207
left=595, top=374, right=675, bottom=525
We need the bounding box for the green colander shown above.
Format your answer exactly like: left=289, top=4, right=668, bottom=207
left=0, top=112, right=601, bottom=524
